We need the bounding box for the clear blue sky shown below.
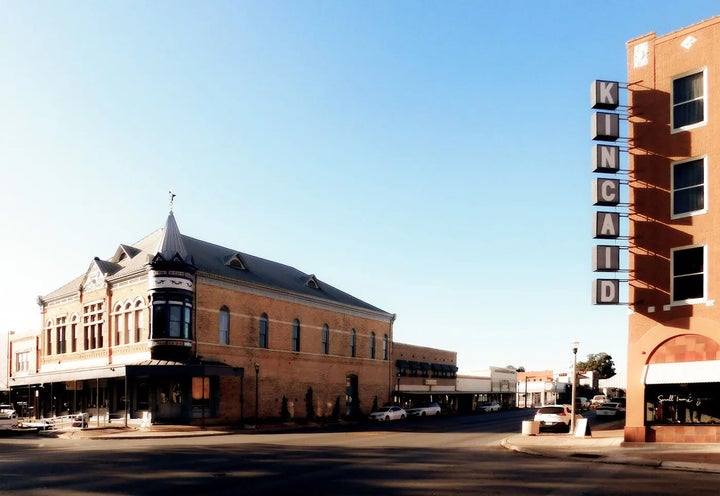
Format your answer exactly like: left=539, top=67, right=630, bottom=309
left=2, top=2, right=718, bottom=374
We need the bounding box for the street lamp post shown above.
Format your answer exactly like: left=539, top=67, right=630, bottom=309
left=254, top=363, right=260, bottom=425
left=6, top=331, right=14, bottom=406
left=570, top=340, right=579, bottom=435
left=396, top=373, right=401, bottom=405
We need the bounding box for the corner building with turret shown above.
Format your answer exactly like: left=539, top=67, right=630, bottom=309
left=8, top=211, right=455, bottom=426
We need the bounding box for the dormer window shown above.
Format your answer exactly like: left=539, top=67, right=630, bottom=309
left=306, top=275, right=320, bottom=290
left=225, top=253, right=247, bottom=270
left=112, top=244, right=141, bottom=263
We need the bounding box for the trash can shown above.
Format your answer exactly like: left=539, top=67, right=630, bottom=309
left=521, top=420, right=539, bottom=436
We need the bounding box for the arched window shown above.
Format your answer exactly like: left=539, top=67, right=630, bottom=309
left=292, top=319, right=301, bottom=352
left=383, top=334, right=389, bottom=360
left=45, top=320, right=53, bottom=356
left=70, top=314, right=79, bottom=352
left=370, top=332, right=376, bottom=359
left=124, top=302, right=133, bottom=345
left=350, top=329, right=357, bottom=357
left=219, top=306, right=230, bottom=345
left=322, top=324, right=330, bottom=355
left=114, top=303, right=124, bottom=347
left=259, top=313, right=269, bottom=348
left=134, top=299, right=145, bottom=342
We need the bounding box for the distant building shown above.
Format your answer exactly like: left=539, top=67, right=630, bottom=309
left=598, top=372, right=626, bottom=398
left=516, top=370, right=556, bottom=408
left=455, top=366, right=517, bottom=412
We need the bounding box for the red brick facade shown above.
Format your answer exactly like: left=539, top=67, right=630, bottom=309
left=625, top=16, right=720, bottom=442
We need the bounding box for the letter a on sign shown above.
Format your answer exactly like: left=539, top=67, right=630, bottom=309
left=594, top=212, right=619, bottom=238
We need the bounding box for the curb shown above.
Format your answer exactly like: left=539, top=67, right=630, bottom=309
left=501, top=437, right=720, bottom=474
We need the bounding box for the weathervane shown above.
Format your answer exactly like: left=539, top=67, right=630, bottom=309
left=169, top=188, right=176, bottom=212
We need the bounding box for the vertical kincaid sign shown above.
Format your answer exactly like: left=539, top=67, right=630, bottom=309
left=591, top=80, right=625, bottom=304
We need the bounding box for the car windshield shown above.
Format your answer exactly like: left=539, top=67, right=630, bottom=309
left=537, top=407, right=564, bottom=414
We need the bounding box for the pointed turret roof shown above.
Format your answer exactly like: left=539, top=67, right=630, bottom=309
left=153, top=211, right=190, bottom=264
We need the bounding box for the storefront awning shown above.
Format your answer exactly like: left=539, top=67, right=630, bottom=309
left=10, top=360, right=243, bottom=387
left=643, top=360, right=720, bottom=384
left=126, top=360, right=243, bottom=378
left=10, top=366, right=125, bottom=386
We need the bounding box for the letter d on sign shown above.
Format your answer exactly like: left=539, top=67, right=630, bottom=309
left=593, top=279, right=620, bottom=304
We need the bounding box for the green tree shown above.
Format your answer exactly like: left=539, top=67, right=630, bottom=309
left=507, top=365, right=526, bottom=372
left=281, top=396, right=291, bottom=422
left=577, top=352, right=616, bottom=379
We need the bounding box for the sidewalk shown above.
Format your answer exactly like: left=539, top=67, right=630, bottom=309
left=502, top=428, right=720, bottom=473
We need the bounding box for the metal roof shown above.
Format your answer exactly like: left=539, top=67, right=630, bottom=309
left=42, top=213, right=392, bottom=319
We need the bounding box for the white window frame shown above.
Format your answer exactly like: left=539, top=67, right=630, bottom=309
left=671, top=68, right=707, bottom=133
left=16, top=351, right=30, bottom=372
left=671, top=155, right=708, bottom=219
left=670, top=244, right=707, bottom=306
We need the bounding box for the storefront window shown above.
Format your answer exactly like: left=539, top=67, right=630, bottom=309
left=645, top=383, right=719, bottom=424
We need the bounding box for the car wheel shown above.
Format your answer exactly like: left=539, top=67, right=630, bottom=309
left=401, top=414, right=406, bottom=420
left=421, top=411, right=426, bottom=417
left=384, top=415, right=390, bottom=421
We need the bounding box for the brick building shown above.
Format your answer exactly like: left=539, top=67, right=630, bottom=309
left=625, top=16, right=720, bottom=442
left=8, top=210, right=438, bottom=426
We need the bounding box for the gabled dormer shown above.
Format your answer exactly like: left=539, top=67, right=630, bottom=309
left=81, top=257, right=121, bottom=293
left=225, top=253, right=247, bottom=270
left=306, top=274, right=321, bottom=290
left=111, top=244, right=141, bottom=263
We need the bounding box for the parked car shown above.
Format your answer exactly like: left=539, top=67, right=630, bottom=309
left=591, top=395, right=608, bottom=408
left=368, top=406, right=407, bottom=421
left=595, top=401, right=626, bottom=418
left=575, top=397, right=590, bottom=411
left=0, top=404, right=18, bottom=431
left=533, top=404, right=583, bottom=432
left=405, top=402, right=442, bottom=417
left=477, top=401, right=501, bottom=413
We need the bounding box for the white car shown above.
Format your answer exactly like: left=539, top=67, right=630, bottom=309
left=595, top=401, right=626, bottom=418
left=533, top=404, right=583, bottom=432
left=591, top=395, right=608, bottom=408
left=405, top=402, right=442, bottom=417
left=0, top=404, right=18, bottom=431
left=368, top=406, right=407, bottom=421
left=477, top=401, right=501, bottom=413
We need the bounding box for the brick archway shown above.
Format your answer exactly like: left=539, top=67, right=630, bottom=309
left=647, top=334, right=720, bottom=365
